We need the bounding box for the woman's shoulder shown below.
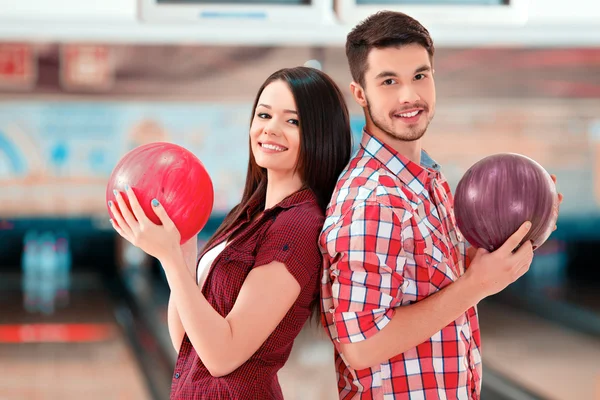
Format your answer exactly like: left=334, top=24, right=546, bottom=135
left=276, top=195, right=324, bottom=228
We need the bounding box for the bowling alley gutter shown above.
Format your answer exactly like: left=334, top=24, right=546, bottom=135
left=493, top=288, right=600, bottom=340
left=106, top=273, right=174, bottom=400
left=483, top=367, right=547, bottom=400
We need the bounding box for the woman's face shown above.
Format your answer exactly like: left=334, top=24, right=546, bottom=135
left=249, top=80, right=301, bottom=178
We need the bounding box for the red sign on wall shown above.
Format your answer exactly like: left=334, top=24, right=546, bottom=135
left=0, top=44, right=36, bottom=90
left=60, top=44, right=114, bottom=91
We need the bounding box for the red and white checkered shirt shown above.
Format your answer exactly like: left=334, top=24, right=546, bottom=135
left=320, top=130, right=482, bottom=399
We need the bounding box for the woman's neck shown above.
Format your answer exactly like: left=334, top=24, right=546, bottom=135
left=264, top=170, right=304, bottom=210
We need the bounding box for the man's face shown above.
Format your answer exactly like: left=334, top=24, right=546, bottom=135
left=353, top=44, right=436, bottom=143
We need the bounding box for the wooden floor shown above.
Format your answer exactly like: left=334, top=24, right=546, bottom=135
left=478, top=301, right=600, bottom=400
left=0, top=272, right=151, bottom=400
left=278, top=321, right=339, bottom=400
left=0, top=338, right=151, bottom=400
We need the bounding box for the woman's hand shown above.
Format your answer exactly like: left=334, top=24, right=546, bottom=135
left=109, top=185, right=181, bottom=263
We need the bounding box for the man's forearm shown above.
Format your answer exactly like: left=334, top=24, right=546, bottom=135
left=340, top=275, right=482, bottom=370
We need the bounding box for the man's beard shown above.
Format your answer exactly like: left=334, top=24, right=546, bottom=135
left=366, top=98, right=432, bottom=142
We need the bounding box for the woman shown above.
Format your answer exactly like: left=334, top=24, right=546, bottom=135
left=108, top=66, right=352, bottom=399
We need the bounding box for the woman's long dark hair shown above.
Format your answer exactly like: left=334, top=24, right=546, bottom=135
left=202, top=66, right=352, bottom=319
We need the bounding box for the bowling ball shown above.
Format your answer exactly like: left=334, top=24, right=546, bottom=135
left=454, top=153, right=559, bottom=252
left=106, top=142, right=214, bottom=244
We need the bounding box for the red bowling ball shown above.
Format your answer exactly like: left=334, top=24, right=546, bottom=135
left=454, top=153, right=559, bottom=252
left=106, top=142, right=214, bottom=244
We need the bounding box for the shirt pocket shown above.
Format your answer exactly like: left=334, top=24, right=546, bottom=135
left=414, top=236, right=457, bottom=298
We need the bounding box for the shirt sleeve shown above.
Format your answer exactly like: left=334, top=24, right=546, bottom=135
left=254, top=206, right=324, bottom=289
left=323, top=201, right=410, bottom=344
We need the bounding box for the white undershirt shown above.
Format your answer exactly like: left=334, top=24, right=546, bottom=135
left=196, top=241, right=228, bottom=289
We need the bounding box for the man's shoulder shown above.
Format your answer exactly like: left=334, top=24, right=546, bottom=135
left=323, top=181, right=414, bottom=237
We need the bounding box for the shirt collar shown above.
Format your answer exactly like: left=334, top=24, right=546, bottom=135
left=360, top=129, right=441, bottom=195
left=269, top=187, right=316, bottom=211
left=245, top=187, right=316, bottom=217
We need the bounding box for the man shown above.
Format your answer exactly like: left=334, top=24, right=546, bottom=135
left=320, top=11, right=561, bottom=399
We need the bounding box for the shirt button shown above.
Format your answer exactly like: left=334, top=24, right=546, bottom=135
left=282, top=244, right=289, bottom=251
left=175, top=372, right=180, bottom=379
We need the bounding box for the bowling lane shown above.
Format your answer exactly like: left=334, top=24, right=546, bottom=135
left=478, top=299, right=600, bottom=400
left=0, top=269, right=163, bottom=400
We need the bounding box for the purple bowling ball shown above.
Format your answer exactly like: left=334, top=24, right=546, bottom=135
left=454, top=153, right=559, bottom=252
